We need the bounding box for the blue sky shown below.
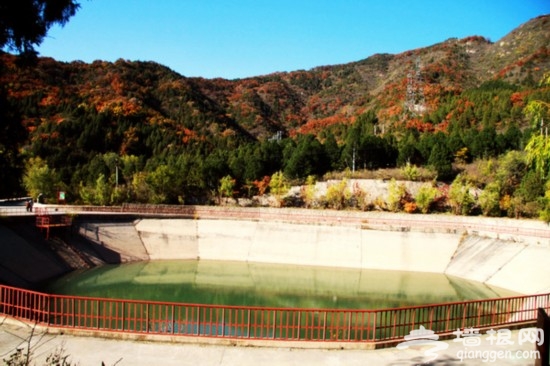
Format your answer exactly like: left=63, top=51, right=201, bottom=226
left=36, top=0, right=549, bottom=79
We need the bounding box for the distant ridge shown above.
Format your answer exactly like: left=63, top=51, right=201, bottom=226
left=1, top=15, right=548, bottom=141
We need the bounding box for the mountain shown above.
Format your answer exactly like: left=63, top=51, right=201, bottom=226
left=2, top=15, right=549, bottom=143
left=0, top=15, right=549, bottom=203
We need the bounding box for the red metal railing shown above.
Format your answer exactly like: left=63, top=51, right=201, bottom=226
left=1, top=285, right=548, bottom=344
left=34, top=208, right=73, bottom=239
left=4, top=203, right=549, bottom=239
left=35, top=215, right=73, bottom=227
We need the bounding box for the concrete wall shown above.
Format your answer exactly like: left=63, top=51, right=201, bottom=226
left=128, top=217, right=550, bottom=295
left=3, top=210, right=549, bottom=295
left=134, top=219, right=461, bottom=271
left=0, top=219, right=69, bottom=288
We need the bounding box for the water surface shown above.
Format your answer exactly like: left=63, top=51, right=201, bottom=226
left=45, top=260, right=518, bottom=310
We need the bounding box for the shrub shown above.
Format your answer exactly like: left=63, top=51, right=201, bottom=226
left=415, top=183, right=440, bottom=214
left=402, top=162, right=419, bottom=181
left=269, top=171, right=290, bottom=207
left=350, top=182, right=371, bottom=211
left=478, top=182, right=502, bottom=216
left=325, top=179, right=351, bottom=210
left=403, top=201, right=418, bottom=213
left=372, top=196, right=387, bottom=211
left=219, top=175, right=235, bottom=198
left=302, top=175, right=318, bottom=208
left=79, top=174, right=112, bottom=205
left=539, top=181, right=550, bottom=222
left=448, top=175, right=475, bottom=215
left=387, top=179, right=408, bottom=212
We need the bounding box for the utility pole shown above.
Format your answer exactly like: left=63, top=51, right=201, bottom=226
left=352, top=145, right=356, bottom=173
left=405, top=57, right=426, bottom=116
left=115, top=159, right=119, bottom=189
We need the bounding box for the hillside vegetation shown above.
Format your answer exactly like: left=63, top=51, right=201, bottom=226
left=1, top=15, right=549, bottom=219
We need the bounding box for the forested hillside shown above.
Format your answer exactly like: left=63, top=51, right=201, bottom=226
left=1, top=15, right=549, bottom=219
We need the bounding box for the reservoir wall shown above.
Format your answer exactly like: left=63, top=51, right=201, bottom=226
left=80, top=209, right=550, bottom=295
left=2, top=208, right=550, bottom=295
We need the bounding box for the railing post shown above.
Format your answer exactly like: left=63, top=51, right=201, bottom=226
left=323, top=311, right=327, bottom=340
left=272, top=310, right=276, bottom=339
left=146, top=303, right=149, bottom=333
left=297, top=311, right=301, bottom=340
left=347, top=311, right=352, bottom=341
left=372, top=312, right=377, bottom=342
left=171, top=305, right=175, bottom=335
left=221, top=308, right=225, bottom=337
left=197, top=306, right=201, bottom=336
left=392, top=311, right=397, bottom=338
left=247, top=309, right=251, bottom=338
left=47, top=293, right=51, bottom=326
left=72, top=298, right=76, bottom=327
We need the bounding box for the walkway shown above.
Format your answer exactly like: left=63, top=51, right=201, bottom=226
left=0, top=318, right=541, bottom=366
left=3, top=203, right=550, bottom=240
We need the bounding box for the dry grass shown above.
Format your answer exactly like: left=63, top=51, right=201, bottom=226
left=324, top=167, right=437, bottom=182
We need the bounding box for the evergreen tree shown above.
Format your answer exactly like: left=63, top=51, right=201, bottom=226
left=259, top=139, right=284, bottom=176
left=397, top=131, right=422, bottom=166
left=0, top=0, right=80, bottom=54
left=471, top=127, right=498, bottom=159
left=284, top=134, right=326, bottom=179
left=427, top=133, right=453, bottom=180
left=323, top=132, right=341, bottom=171
left=0, top=91, right=26, bottom=197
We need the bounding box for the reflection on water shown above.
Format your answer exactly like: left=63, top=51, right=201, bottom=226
left=44, top=260, right=518, bottom=310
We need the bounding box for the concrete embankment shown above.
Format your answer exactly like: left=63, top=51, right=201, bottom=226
left=71, top=209, right=550, bottom=294
left=0, top=216, right=76, bottom=288
left=1, top=208, right=549, bottom=294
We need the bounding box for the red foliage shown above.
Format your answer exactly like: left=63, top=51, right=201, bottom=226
left=510, top=92, right=526, bottom=107
left=252, top=176, right=271, bottom=196
left=181, top=128, right=197, bottom=144
left=435, top=120, right=449, bottom=133
left=497, top=46, right=550, bottom=78
left=294, top=114, right=350, bottom=135
left=405, top=118, right=434, bottom=132
left=403, top=201, right=417, bottom=213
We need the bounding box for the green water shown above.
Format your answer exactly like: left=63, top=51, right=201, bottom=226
left=44, top=260, right=518, bottom=310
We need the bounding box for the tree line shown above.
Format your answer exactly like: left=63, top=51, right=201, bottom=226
left=16, top=72, right=550, bottom=221
left=14, top=97, right=531, bottom=200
